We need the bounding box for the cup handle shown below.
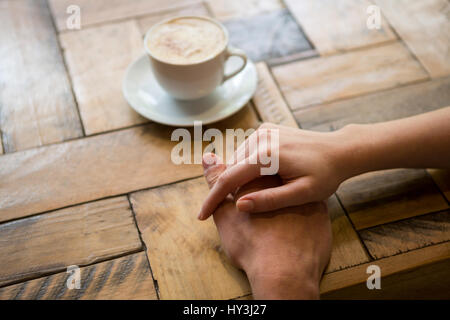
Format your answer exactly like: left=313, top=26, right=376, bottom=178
left=222, top=47, right=247, bottom=83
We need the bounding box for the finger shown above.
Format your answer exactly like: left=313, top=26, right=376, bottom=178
left=230, top=129, right=258, bottom=166
left=198, top=155, right=261, bottom=220
left=236, top=178, right=313, bottom=213
left=202, top=153, right=226, bottom=189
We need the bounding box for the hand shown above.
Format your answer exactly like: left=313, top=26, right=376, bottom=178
left=202, top=153, right=332, bottom=299
left=198, top=123, right=350, bottom=220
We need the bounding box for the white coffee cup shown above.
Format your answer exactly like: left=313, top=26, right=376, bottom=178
left=144, top=16, right=248, bottom=100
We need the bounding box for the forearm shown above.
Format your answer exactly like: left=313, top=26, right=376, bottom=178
left=337, top=107, right=450, bottom=179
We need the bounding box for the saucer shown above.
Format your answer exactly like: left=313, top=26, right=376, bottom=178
left=122, top=54, right=258, bottom=126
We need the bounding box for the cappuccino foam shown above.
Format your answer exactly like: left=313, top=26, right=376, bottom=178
left=148, top=17, right=226, bottom=64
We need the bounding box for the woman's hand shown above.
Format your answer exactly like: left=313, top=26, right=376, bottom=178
left=198, top=123, right=352, bottom=220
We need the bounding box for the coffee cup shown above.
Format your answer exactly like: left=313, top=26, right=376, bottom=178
left=144, top=16, right=248, bottom=100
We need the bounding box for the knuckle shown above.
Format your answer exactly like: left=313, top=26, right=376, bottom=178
left=217, top=170, right=232, bottom=189
left=264, top=191, right=277, bottom=209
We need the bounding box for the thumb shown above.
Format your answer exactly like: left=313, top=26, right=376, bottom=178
left=202, top=153, right=226, bottom=190
left=236, top=178, right=313, bottom=213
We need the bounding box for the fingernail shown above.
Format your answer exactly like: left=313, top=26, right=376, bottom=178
left=202, top=153, right=216, bottom=169
left=237, top=200, right=254, bottom=212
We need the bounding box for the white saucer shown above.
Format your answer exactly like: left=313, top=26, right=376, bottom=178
left=123, top=54, right=258, bottom=127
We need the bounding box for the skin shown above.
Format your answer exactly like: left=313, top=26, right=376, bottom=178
left=202, top=153, right=332, bottom=299
left=198, top=107, right=450, bottom=219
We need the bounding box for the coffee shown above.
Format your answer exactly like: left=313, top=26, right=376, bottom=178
left=147, top=17, right=226, bottom=65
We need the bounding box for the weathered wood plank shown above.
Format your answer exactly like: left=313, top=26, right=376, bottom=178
left=375, top=0, right=450, bottom=78
left=59, top=20, right=148, bottom=135
left=326, top=196, right=370, bottom=273
left=285, top=0, right=396, bottom=55
left=295, top=77, right=450, bottom=132
left=0, top=197, right=142, bottom=287
left=0, top=252, right=156, bottom=300
left=360, top=210, right=450, bottom=259
left=320, top=242, right=450, bottom=299
left=0, top=124, right=203, bottom=222
left=428, top=169, right=450, bottom=202
left=48, top=0, right=200, bottom=31
left=337, top=169, right=449, bottom=230
left=252, top=63, right=298, bottom=128
left=272, top=42, right=428, bottom=111
left=130, top=177, right=251, bottom=300
left=207, top=0, right=283, bottom=21
left=138, top=2, right=211, bottom=35
left=0, top=0, right=83, bottom=153
left=223, top=9, right=312, bottom=62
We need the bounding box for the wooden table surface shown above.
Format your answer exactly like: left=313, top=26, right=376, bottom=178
left=0, top=0, right=449, bottom=299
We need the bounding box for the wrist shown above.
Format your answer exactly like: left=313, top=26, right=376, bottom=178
left=244, top=255, right=321, bottom=299
left=332, top=123, right=378, bottom=181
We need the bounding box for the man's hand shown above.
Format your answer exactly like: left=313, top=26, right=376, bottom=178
left=202, top=153, right=332, bottom=299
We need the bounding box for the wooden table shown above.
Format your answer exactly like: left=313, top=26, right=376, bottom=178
left=0, top=0, right=449, bottom=299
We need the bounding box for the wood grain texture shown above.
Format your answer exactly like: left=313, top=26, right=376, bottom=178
left=138, top=2, right=211, bottom=35
left=428, top=169, right=450, bottom=202
left=375, top=0, right=450, bottom=78
left=59, top=20, right=148, bottom=135
left=0, top=197, right=142, bottom=287
left=252, top=63, right=298, bottom=128
left=360, top=210, right=450, bottom=259
left=0, top=252, right=157, bottom=300
left=131, top=177, right=251, bottom=300
left=223, top=9, right=311, bottom=62
left=320, top=242, right=450, bottom=299
left=207, top=0, right=283, bottom=21
left=0, top=0, right=83, bottom=153
left=272, top=42, right=428, bottom=111
left=285, top=0, right=396, bottom=55
left=337, top=169, right=449, bottom=230
left=48, top=0, right=200, bottom=31
left=326, top=196, right=370, bottom=273
left=295, top=76, right=450, bottom=132
left=0, top=124, right=203, bottom=222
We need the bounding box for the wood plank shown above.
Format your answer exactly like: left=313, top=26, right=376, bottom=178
left=137, top=2, right=211, bottom=35
left=320, top=242, right=450, bottom=299
left=130, top=177, right=251, bottom=300
left=360, top=210, right=450, bottom=259
left=0, top=0, right=83, bottom=153
left=272, top=42, right=428, bottom=111
left=285, top=0, right=396, bottom=55
left=326, top=195, right=370, bottom=273
left=239, top=243, right=450, bottom=299
left=0, top=124, right=203, bottom=222
left=252, top=62, right=298, bottom=128
left=206, top=0, right=283, bottom=21
left=0, top=252, right=157, bottom=300
left=223, top=9, right=312, bottom=62
left=295, top=76, right=450, bottom=132
left=59, top=20, right=148, bottom=135
left=0, top=197, right=142, bottom=287
left=337, top=169, right=449, bottom=230
left=375, top=0, right=450, bottom=78
left=428, top=169, right=450, bottom=202
left=48, top=0, right=200, bottom=31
